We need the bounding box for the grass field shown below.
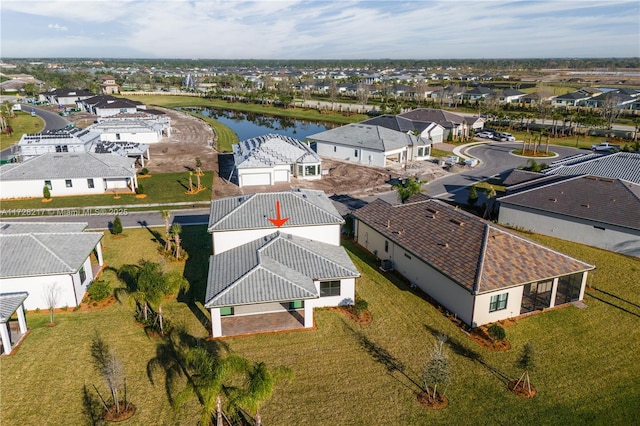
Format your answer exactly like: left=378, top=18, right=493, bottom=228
left=0, top=111, right=44, bottom=150
left=1, top=225, right=638, bottom=425
left=0, top=171, right=213, bottom=214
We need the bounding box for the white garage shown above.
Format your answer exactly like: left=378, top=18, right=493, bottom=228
left=240, top=172, right=271, bottom=187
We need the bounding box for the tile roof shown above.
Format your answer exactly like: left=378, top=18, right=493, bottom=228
left=544, top=152, right=640, bottom=184
left=0, top=226, right=103, bottom=278
left=307, top=123, right=417, bottom=152
left=352, top=198, right=593, bottom=294
left=233, top=134, right=321, bottom=169
left=208, top=189, right=344, bottom=232
left=0, top=152, right=137, bottom=181
left=205, top=232, right=359, bottom=307
left=0, top=292, right=29, bottom=323
left=498, top=175, right=640, bottom=231
left=397, top=108, right=467, bottom=128
left=0, top=222, right=88, bottom=234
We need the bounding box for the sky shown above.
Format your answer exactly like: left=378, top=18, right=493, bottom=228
left=1, top=0, right=639, bottom=59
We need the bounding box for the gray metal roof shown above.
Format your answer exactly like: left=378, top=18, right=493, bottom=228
left=0, top=230, right=103, bottom=278
left=0, top=292, right=29, bottom=323
left=544, top=152, right=640, bottom=184
left=307, top=123, right=417, bottom=152
left=499, top=175, right=640, bottom=231
left=0, top=152, right=137, bottom=181
left=233, top=133, right=321, bottom=169
left=208, top=189, right=344, bottom=232
left=205, top=232, right=359, bottom=307
left=0, top=222, right=89, bottom=234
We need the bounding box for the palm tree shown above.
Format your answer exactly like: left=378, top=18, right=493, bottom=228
left=391, top=177, right=424, bottom=203
left=234, top=362, right=293, bottom=426
left=156, top=272, right=189, bottom=334
left=176, top=347, right=249, bottom=426
left=160, top=210, right=171, bottom=252
left=171, top=223, right=182, bottom=260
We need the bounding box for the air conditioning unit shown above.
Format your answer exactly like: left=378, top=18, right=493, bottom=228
left=380, top=259, right=393, bottom=272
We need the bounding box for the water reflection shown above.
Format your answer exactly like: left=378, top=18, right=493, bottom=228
left=183, top=107, right=334, bottom=141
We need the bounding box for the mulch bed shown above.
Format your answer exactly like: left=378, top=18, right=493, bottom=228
left=103, top=403, right=136, bottom=422
left=417, top=390, right=449, bottom=410
left=79, top=295, right=117, bottom=311
left=468, top=325, right=511, bottom=352
left=508, top=380, right=537, bottom=398
left=329, top=306, right=373, bottom=325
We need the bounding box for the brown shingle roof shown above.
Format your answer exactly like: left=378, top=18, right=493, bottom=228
left=352, top=198, right=593, bottom=294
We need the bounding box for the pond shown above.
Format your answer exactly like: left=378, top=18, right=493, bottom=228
left=183, top=108, right=334, bottom=141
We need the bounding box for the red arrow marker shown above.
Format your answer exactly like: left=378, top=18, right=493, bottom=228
left=268, top=200, right=289, bottom=227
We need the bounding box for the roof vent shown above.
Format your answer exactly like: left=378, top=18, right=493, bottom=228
left=438, top=242, right=449, bottom=248
left=386, top=220, right=390, bottom=228
left=427, top=207, right=438, bottom=214
left=581, top=204, right=590, bottom=208
left=449, top=218, right=464, bottom=226
left=549, top=198, right=557, bottom=202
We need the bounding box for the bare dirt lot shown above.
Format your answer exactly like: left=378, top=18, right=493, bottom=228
left=67, top=107, right=453, bottom=198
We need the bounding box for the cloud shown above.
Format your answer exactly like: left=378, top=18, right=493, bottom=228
left=47, top=23, right=68, bottom=31
left=1, top=1, right=639, bottom=58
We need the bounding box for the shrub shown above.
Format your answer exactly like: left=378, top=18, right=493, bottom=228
left=488, top=324, right=506, bottom=342
left=353, top=298, right=369, bottom=318
left=43, top=185, right=51, bottom=199
left=139, top=167, right=149, bottom=175
left=87, top=279, right=111, bottom=302
left=467, top=186, right=479, bottom=206
left=112, top=216, right=123, bottom=235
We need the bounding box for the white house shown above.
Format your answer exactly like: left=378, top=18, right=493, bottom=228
left=0, top=152, right=138, bottom=199
left=18, top=125, right=151, bottom=165
left=308, top=123, right=422, bottom=167
left=39, top=88, right=94, bottom=106
left=352, top=197, right=594, bottom=327
left=79, top=95, right=146, bottom=117
left=361, top=114, right=444, bottom=146
left=397, top=108, right=474, bottom=141
left=0, top=222, right=105, bottom=311
left=233, top=134, right=322, bottom=187
left=205, top=189, right=359, bottom=337
left=498, top=175, right=640, bottom=257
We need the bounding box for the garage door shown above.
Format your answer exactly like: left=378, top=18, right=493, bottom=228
left=274, top=170, right=289, bottom=182
left=240, top=173, right=271, bottom=187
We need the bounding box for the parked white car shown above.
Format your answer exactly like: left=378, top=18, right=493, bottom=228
left=497, top=132, right=516, bottom=142
left=476, top=131, right=494, bottom=139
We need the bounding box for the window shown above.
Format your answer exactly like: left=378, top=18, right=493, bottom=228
left=418, top=147, right=424, bottom=157
left=220, top=307, right=234, bottom=316
left=65, top=179, right=73, bottom=188
left=354, top=149, right=359, bottom=158
left=79, top=266, right=86, bottom=283
left=489, top=293, right=508, bottom=312
left=320, top=281, right=341, bottom=297
left=289, top=300, right=304, bottom=309
left=384, top=240, right=389, bottom=253
left=298, top=164, right=304, bottom=176
left=55, top=145, right=68, bottom=153
left=333, top=146, right=337, bottom=152
left=116, top=133, right=121, bottom=140
left=87, top=179, right=95, bottom=189
left=305, top=165, right=317, bottom=176
left=44, top=180, right=52, bottom=190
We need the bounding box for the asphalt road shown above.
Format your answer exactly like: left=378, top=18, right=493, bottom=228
left=3, top=207, right=210, bottom=231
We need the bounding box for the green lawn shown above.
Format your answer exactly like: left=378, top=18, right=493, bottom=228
left=0, top=111, right=44, bottom=150
left=1, top=227, right=639, bottom=425
left=0, top=171, right=213, bottom=214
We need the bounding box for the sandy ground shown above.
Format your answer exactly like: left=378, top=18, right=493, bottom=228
left=66, top=106, right=455, bottom=198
